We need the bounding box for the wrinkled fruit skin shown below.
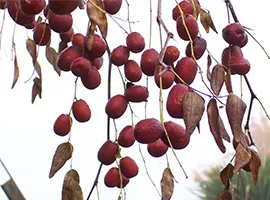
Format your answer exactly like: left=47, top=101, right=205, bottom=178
left=140, top=48, right=159, bottom=76
left=147, top=139, right=168, bottom=157
left=49, top=0, right=79, bottom=14
left=103, top=0, right=122, bottom=15
left=33, top=23, right=51, bottom=46
left=222, top=23, right=247, bottom=47
left=119, top=156, right=139, bottom=178
left=134, top=118, right=164, bottom=144
left=125, top=85, right=149, bottom=103
left=161, top=121, right=190, bottom=149
left=53, top=114, right=72, bottom=136
left=176, top=14, right=198, bottom=41
left=97, top=140, right=118, bottom=165
left=174, top=56, right=197, bottom=85
left=166, top=84, right=189, bottom=118
left=172, top=0, right=194, bottom=20
left=72, top=99, right=91, bottom=122
left=111, top=45, right=130, bottom=66
left=118, top=125, right=136, bottom=148
left=126, top=32, right=145, bottom=53
left=227, top=56, right=250, bottom=75
left=105, top=94, right=128, bottom=119
left=80, top=67, right=101, bottom=89
left=154, top=66, right=175, bottom=89
left=124, top=60, right=142, bottom=82
left=185, top=36, right=207, bottom=60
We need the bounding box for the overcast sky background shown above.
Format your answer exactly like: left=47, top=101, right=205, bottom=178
left=0, top=0, right=270, bottom=199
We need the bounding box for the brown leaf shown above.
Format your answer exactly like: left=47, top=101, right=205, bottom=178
left=216, top=189, right=232, bottom=200
left=210, top=64, right=225, bottom=96
left=249, top=146, right=261, bottom=184
left=207, top=99, right=226, bottom=153
left=46, top=46, right=61, bottom=76
left=220, top=163, right=234, bottom=188
left=233, top=143, right=251, bottom=173
left=188, top=0, right=200, bottom=19
left=199, top=9, right=218, bottom=33
left=36, top=16, right=43, bottom=24
left=32, top=77, right=42, bottom=103
left=62, top=169, right=83, bottom=200
left=219, top=116, right=230, bottom=143
left=226, top=93, right=247, bottom=143
left=49, top=142, right=73, bottom=178
left=11, top=55, right=19, bottom=89
left=85, top=22, right=96, bottom=51
left=224, top=70, right=233, bottom=93
left=183, top=92, right=205, bottom=137
left=87, top=0, right=107, bottom=38
left=206, top=54, right=212, bottom=82
left=26, top=39, right=37, bottom=60
left=161, top=167, right=174, bottom=200
left=58, top=41, right=68, bottom=54
left=33, top=60, right=42, bottom=79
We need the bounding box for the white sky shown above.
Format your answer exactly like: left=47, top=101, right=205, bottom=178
left=0, top=0, right=270, bottom=199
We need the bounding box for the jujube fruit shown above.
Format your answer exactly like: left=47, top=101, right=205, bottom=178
left=80, top=67, right=101, bottom=89
left=85, top=34, right=107, bottom=58
left=105, top=94, right=128, bottom=119
left=72, top=99, right=91, bottom=122
left=48, top=11, right=73, bottom=33
left=172, top=0, right=194, bottom=21
left=97, top=140, right=118, bottom=165
left=60, top=28, right=74, bottom=43
left=185, top=36, right=207, bottom=60
left=72, top=33, right=85, bottom=49
left=163, top=46, right=180, bottom=65
left=125, top=85, right=149, bottom=103
left=124, top=60, right=142, bottom=82
left=20, top=0, right=46, bottom=15
left=126, top=32, right=145, bottom=53
left=147, top=139, right=168, bottom=157
left=71, top=57, right=91, bottom=77
left=119, top=156, right=139, bottom=178
left=222, top=22, right=247, bottom=47
left=103, top=0, right=122, bottom=15
left=111, top=45, right=130, bottom=66
left=48, top=0, right=79, bottom=15
left=53, top=114, right=72, bottom=136
left=118, top=125, right=136, bottom=148
left=174, top=56, right=197, bottom=85
left=176, top=14, right=198, bottom=41
left=33, top=22, right=51, bottom=46
left=155, top=66, right=175, bottom=89
left=140, top=48, right=159, bottom=76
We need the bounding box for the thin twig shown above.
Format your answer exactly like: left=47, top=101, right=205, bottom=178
left=86, top=163, right=103, bottom=200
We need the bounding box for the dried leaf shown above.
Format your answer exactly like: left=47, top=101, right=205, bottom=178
left=85, top=22, right=96, bottom=51
left=220, top=163, right=234, bottom=188
left=210, top=64, right=225, bottom=96
left=226, top=93, right=247, bottom=143
left=206, top=54, right=211, bottom=82
left=224, top=70, right=233, bottom=93
left=62, top=169, right=83, bottom=200
left=46, top=46, right=61, bottom=76
left=58, top=41, right=68, bottom=54
left=87, top=0, right=107, bottom=38
left=249, top=146, right=261, bottom=184
left=216, top=189, right=232, bottom=200
left=233, top=143, right=251, bottom=173
left=11, top=55, right=19, bottom=89
left=199, top=9, right=217, bottom=33
left=26, top=39, right=37, bottom=60
left=33, top=60, right=42, bottom=79
left=188, top=0, right=200, bottom=19
left=219, top=116, right=230, bottom=143
left=161, top=168, right=174, bottom=200
left=207, top=99, right=226, bottom=153
left=183, top=92, right=205, bottom=137
left=32, top=77, right=42, bottom=103
left=49, top=142, right=73, bottom=178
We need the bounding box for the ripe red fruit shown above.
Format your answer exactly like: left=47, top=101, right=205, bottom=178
left=116, top=173, right=129, bottom=188
left=49, top=0, right=79, bottom=14
left=48, top=11, right=73, bottom=33
left=185, top=36, right=207, bottom=59
left=111, top=45, right=130, bottom=66
left=239, top=34, right=248, bottom=48
left=120, top=156, right=139, bottom=178
left=72, top=33, right=85, bottom=49
left=174, top=57, right=197, bottom=85
left=72, top=99, right=91, bottom=122
left=227, top=56, right=250, bottom=75
left=172, top=0, right=194, bottom=21
left=20, top=0, right=46, bottom=15
left=118, top=125, right=136, bottom=148
left=103, top=0, right=122, bottom=15
left=176, top=14, right=198, bottom=41
left=7, top=0, right=35, bottom=26
left=60, top=28, right=74, bottom=43
left=104, top=167, right=120, bottom=187
left=221, top=45, right=243, bottom=66
left=126, top=32, right=145, bottom=53
left=125, top=85, right=149, bottom=103
left=85, top=34, right=107, bottom=58
left=24, top=20, right=36, bottom=29
left=0, top=0, right=7, bottom=9
left=163, top=46, right=180, bottom=65
left=140, top=48, right=159, bottom=76
left=166, top=84, right=189, bottom=118
left=33, top=23, right=51, bottom=46
left=222, top=23, right=247, bottom=47
left=134, top=118, right=164, bottom=144
left=80, top=67, right=101, bottom=89
left=56, top=46, right=82, bottom=71
left=154, top=66, right=175, bottom=89
left=161, top=121, right=190, bottom=149
left=91, top=57, right=103, bottom=70
left=124, top=60, right=142, bottom=82
left=53, top=114, right=72, bottom=136
left=43, top=4, right=49, bottom=17
left=105, top=94, right=128, bottom=119
left=97, top=140, right=118, bottom=165
left=147, top=139, right=168, bottom=157
left=71, top=57, right=91, bottom=77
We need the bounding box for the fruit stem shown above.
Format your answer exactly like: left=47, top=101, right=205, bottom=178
left=125, top=0, right=132, bottom=32
left=86, top=163, right=103, bottom=200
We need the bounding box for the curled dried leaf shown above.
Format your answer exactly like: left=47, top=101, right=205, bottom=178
left=199, top=9, right=217, bottom=33
left=249, top=146, right=261, bottom=185
left=233, top=143, right=251, bottom=173
left=65, top=169, right=80, bottom=183
left=85, top=22, right=96, bottom=51
left=32, top=77, right=42, bottom=104
left=216, top=189, right=232, bottom=200
left=11, top=55, right=19, bottom=89
left=219, top=116, right=230, bottom=143
left=46, top=46, right=61, bottom=76
left=226, top=93, right=246, bottom=143
left=220, top=163, right=234, bottom=188
left=62, top=169, right=83, bottom=200
left=206, top=54, right=212, bottom=82
left=210, top=65, right=225, bottom=96
left=87, top=0, right=107, bottom=38
left=207, top=99, right=226, bottom=153
left=49, top=142, right=73, bottom=178
left=33, top=60, right=42, bottom=79
left=26, top=39, right=37, bottom=60
left=224, top=70, right=233, bottom=94
left=183, top=92, right=205, bottom=137
left=161, top=168, right=174, bottom=200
